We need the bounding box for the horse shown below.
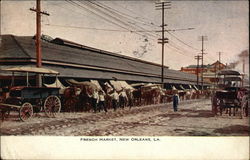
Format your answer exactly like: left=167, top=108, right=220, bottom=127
left=126, top=89, right=134, bottom=108
left=63, top=86, right=78, bottom=112
left=132, top=88, right=142, bottom=106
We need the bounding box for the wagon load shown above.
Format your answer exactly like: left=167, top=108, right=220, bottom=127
left=44, top=78, right=67, bottom=94
left=110, top=80, right=134, bottom=92
left=140, top=83, right=162, bottom=105
left=62, top=79, right=99, bottom=112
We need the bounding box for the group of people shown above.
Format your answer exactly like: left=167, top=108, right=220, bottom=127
left=89, top=88, right=130, bottom=113
left=89, top=87, right=181, bottom=113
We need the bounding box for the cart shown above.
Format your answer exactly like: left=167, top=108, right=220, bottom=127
left=211, top=69, right=248, bottom=118
left=0, top=66, right=61, bottom=121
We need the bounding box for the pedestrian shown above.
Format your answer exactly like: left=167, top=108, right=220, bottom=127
left=98, top=90, right=107, bottom=112
left=127, top=89, right=134, bottom=109
left=91, top=89, right=99, bottom=113
left=119, top=88, right=128, bottom=109
left=110, top=90, right=119, bottom=111
left=172, top=92, right=180, bottom=112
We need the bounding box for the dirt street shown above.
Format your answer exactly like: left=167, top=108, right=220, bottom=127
left=0, top=99, right=249, bottom=136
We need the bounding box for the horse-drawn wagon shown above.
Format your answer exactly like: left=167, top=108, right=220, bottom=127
left=211, top=69, right=248, bottom=118
left=0, top=67, right=61, bottom=121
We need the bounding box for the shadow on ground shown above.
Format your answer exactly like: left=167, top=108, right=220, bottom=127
left=213, top=125, right=249, bottom=135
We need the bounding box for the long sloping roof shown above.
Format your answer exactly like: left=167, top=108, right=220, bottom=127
left=0, top=35, right=198, bottom=84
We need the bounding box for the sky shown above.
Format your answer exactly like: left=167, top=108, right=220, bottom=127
left=1, top=0, right=249, bottom=71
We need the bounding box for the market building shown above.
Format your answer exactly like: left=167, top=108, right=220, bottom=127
left=0, top=34, right=200, bottom=88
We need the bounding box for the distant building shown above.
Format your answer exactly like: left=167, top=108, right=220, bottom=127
left=180, top=61, right=227, bottom=84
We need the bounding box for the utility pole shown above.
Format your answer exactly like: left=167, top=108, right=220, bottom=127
left=198, top=35, right=207, bottom=91
left=30, top=0, right=49, bottom=87
left=156, top=1, right=171, bottom=87
left=218, top=51, right=222, bottom=70
left=195, top=55, right=202, bottom=86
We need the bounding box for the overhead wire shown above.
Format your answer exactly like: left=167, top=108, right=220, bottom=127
left=65, top=0, right=135, bottom=34
left=53, top=1, right=206, bottom=64
left=166, top=31, right=200, bottom=51
left=67, top=2, right=197, bottom=58
left=93, top=1, right=159, bottom=28
left=80, top=0, right=158, bottom=39
left=109, top=1, right=201, bottom=53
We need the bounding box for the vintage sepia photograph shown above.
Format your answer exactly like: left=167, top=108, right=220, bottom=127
left=0, top=0, right=249, bottom=159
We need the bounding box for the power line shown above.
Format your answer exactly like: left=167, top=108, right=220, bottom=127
left=65, top=0, right=134, bottom=34
left=82, top=1, right=158, bottom=39
left=65, top=0, right=200, bottom=55
left=166, top=31, right=200, bottom=51
left=92, top=1, right=158, bottom=28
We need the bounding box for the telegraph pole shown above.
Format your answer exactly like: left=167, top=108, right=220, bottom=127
left=198, top=35, right=207, bottom=91
left=156, top=1, right=171, bottom=86
left=195, top=55, right=202, bottom=85
left=30, top=0, right=49, bottom=87
left=218, top=51, right=222, bottom=70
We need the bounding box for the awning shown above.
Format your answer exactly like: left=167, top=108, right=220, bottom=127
left=1, top=66, right=59, bottom=75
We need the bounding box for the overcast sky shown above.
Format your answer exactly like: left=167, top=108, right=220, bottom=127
left=1, top=0, right=249, bottom=70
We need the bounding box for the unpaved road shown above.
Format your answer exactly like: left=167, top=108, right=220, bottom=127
left=0, top=99, right=249, bottom=136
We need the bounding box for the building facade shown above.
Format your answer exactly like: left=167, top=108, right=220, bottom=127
left=180, top=61, right=227, bottom=84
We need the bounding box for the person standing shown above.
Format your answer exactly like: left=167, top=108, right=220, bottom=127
left=119, top=88, right=128, bottom=109
left=98, top=90, right=107, bottom=112
left=127, top=89, right=134, bottom=109
left=173, top=93, right=180, bottom=112
left=92, top=89, right=99, bottom=113
left=110, top=90, right=119, bottom=111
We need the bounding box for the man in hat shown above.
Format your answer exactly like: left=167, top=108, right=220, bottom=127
left=172, top=90, right=180, bottom=112
left=119, top=88, right=128, bottom=109
left=91, top=89, right=99, bottom=113
left=98, top=90, right=107, bottom=112
left=109, top=90, right=119, bottom=111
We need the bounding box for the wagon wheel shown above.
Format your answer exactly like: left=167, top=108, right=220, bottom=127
left=19, top=102, right=33, bottom=121
left=44, top=95, right=61, bottom=118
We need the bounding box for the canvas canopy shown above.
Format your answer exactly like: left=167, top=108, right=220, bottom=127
left=44, top=78, right=67, bottom=94
left=130, top=83, right=145, bottom=87
left=44, top=78, right=66, bottom=88
left=1, top=66, right=59, bottom=74
left=66, top=79, right=98, bottom=90
left=110, top=80, right=134, bottom=91
left=90, top=80, right=103, bottom=90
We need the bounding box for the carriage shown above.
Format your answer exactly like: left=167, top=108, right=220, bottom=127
left=211, top=69, right=248, bottom=117
left=0, top=67, right=62, bottom=121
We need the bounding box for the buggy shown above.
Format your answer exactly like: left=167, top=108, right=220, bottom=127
left=211, top=69, right=248, bottom=118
